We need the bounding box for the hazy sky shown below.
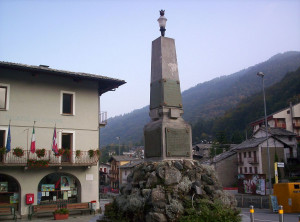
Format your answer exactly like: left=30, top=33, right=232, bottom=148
left=1, top=0, right=300, bottom=118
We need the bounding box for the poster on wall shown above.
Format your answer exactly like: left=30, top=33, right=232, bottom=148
left=0, top=182, right=8, bottom=192
left=10, top=193, right=19, bottom=204
left=238, top=174, right=266, bottom=195
left=41, top=184, right=55, bottom=191
left=61, top=176, right=73, bottom=190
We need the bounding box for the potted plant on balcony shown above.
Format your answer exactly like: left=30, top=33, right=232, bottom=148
left=53, top=208, right=69, bottom=220
left=0, top=147, right=6, bottom=156
left=75, top=150, right=81, bottom=158
left=35, top=148, right=46, bottom=158
left=88, top=149, right=95, bottom=158
left=28, top=159, right=50, bottom=168
left=13, top=147, right=24, bottom=157
left=55, top=149, right=64, bottom=157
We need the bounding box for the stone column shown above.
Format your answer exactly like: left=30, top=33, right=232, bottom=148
left=144, top=36, right=192, bottom=161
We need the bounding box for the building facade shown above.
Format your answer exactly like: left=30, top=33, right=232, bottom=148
left=251, top=102, right=300, bottom=141
left=108, top=156, right=137, bottom=189
left=0, top=62, right=125, bottom=216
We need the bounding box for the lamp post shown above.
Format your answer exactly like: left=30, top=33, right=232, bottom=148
left=158, top=10, right=167, bottom=36
left=116, top=137, right=121, bottom=192
left=257, top=72, right=272, bottom=194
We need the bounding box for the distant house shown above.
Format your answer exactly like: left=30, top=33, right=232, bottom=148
left=108, top=155, right=138, bottom=189
left=253, top=127, right=297, bottom=159
left=251, top=102, right=300, bottom=142
left=234, top=136, right=292, bottom=180
left=119, top=160, right=143, bottom=185
left=99, top=162, right=111, bottom=185
left=192, top=144, right=212, bottom=160
left=203, top=149, right=237, bottom=187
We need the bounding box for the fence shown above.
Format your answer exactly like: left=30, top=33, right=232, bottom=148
left=235, top=194, right=269, bottom=209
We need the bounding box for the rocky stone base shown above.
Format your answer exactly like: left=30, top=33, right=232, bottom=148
left=110, top=160, right=237, bottom=222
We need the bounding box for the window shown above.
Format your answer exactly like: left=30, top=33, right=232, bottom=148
left=0, top=130, right=5, bottom=148
left=287, top=110, right=290, bottom=114
left=100, top=168, right=102, bottom=172
left=60, top=91, right=75, bottom=115
left=244, top=167, right=247, bottom=173
left=0, top=84, right=9, bottom=110
left=248, top=152, right=251, bottom=158
left=240, top=167, right=243, bottom=174
left=249, top=167, right=252, bottom=173
left=244, top=152, right=246, bottom=158
left=254, top=167, right=258, bottom=174
left=104, top=168, right=106, bottom=173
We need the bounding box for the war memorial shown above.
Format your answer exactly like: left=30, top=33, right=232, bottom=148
left=102, top=11, right=240, bottom=222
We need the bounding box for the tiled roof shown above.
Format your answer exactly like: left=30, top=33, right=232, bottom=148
left=0, top=61, right=126, bottom=94
left=202, top=149, right=236, bottom=164
left=108, top=155, right=138, bottom=162
left=120, top=160, right=143, bottom=169
left=233, top=137, right=267, bottom=150
left=260, top=127, right=297, bottom=136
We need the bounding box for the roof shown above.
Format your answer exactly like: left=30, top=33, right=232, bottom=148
left=193, top=144, right=212, bottom=150
left=0, top=61, right=126, bottom=95
left=99, top=162, right=110, bottom=167
left=202, top=150, right=236, bottom=164
left=233, top=137, right=267, bottom=150
left=120, top=160, right=143, bottom=169
left=108, top=155, right=138, bottom=162
left=258, top=127, right=297, bottom=137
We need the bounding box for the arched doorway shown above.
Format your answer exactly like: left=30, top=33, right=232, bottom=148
left=37, top=173, right=81, bottom=205
left=0, top=174, right=21, bottom=212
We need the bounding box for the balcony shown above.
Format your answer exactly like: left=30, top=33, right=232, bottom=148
left=0, top=150, right=99, bottom=167
left=248, top=157, right=259, bottom=164
left=99, top=111, right=107, bottom=127
left=237, top=159, right=243, bottom=165
left=277, top=123, right=286, bottom=129
left=293, top=122, right=300, bottom=128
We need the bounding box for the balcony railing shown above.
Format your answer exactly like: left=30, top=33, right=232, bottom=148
left=248, top=157, right=259, bottom=164
left=293, top=122, right=300, bottom=128
left=0, top=150, right=99, bottom=167
left=277, top=123, right=286, bottom=129
left=99, top=111, right=107, bottom=126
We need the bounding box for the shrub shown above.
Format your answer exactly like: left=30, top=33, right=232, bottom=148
left=179, top=199, right=241, bottom=222
left=54, top=208, right=69, bottom=215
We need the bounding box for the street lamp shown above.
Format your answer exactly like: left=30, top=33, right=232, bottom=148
left=158, top=10, right=167, bottom=37
left=257, top=72, right=272, bottom=194
left=116, top=137, right=121, bottom=192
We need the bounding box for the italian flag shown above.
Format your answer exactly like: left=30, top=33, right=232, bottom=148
left=30, top=127, right=36, bottom=153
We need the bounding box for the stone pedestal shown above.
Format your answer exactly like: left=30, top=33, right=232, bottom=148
left=144, top=36, right=192, bottom=161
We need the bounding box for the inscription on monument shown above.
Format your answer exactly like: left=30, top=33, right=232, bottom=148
left=166, top=127, right=190, bottom=157
left=163, top=80, right=182, bottom=107
left=144, top=128, right=162, bottom=158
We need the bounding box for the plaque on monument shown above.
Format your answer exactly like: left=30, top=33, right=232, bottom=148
left=163, top=80, right=182, bottom=107
left=165, top=128, right=190, bottom=157
left=144, top=128, right=162, bottom=158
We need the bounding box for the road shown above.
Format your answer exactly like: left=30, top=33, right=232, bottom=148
left=240, top=208, right=299, bottom=222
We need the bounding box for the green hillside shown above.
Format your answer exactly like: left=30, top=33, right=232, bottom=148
left=195, top=66, right=300, bottom=144
left=100, top=51, right=300, bottom=146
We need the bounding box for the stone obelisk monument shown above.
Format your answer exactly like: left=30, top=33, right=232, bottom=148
left=144, top=10, right=192, bottom=161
